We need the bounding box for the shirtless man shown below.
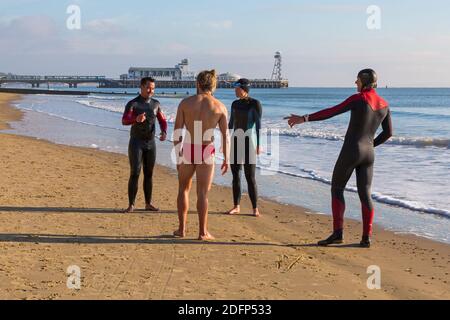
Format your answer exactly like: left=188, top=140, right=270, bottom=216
left=173, top=70, right=229, bottom=241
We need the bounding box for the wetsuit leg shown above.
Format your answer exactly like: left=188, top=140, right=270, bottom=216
left=356, top=161, right=375, bottom=237
left=244, top=164, right=258, bottom=209
left=142, top=140, right=157, bottom=205
left=128, top=138, right=143, bottom=207
left=231, top=163, right=243, bottom=206
left=331, top=149, right=358, bottom=232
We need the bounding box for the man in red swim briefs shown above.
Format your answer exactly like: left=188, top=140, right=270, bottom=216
left=173, top=69, right=229, bottom=241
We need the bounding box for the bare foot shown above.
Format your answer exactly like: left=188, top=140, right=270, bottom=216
left=198, top=232, right=215, bottom=241
left=145, top=204, right=160, bottom=212
left=253, top=208, right=261, bottom=218
left=226, top=206, right=240, bottom=215
left=123, top=205, right=135, bottom=213
left=173, top=229, right=186, bottom=238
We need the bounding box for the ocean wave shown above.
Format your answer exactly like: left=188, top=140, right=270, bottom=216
left=214, top=151, right=450, bottom=219
left=88, top=94, right=131, bottom=101
left=393, top=110, right=450, bottom=118
left=258, top=164, right=450, bottom=219
left=14, top=104, right=128, bottom=132
left=269, top=128, right=450, bottom=148
left=76, top=99, right=177, bottom=123
left=75, top=99, right=123, bottom=114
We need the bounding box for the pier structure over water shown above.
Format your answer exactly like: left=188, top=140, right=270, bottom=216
left=99, top=78, right=289, bottom=89
left=0, top=75, right=106, bottom=88
left=0, top=52, right=289, bottom=89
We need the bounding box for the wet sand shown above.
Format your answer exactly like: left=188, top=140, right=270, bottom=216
left=0, top=93, right=449, bottom=300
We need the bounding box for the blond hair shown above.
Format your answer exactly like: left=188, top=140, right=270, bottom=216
left=196, top=69, right=217, bottom=92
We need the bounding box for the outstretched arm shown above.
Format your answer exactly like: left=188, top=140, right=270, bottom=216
left=374, top=110, right=393, bottom=147
left=308, top=94, right=361, bottom=122
left=285, top=94, right=362, bottom=127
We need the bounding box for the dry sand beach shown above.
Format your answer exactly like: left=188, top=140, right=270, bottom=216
left=0, top=93, right=449, bottom=300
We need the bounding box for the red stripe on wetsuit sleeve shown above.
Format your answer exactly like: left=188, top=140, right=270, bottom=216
left=309, top=94, right=363, bottom=122
left=157, top=110, right=168, bottom=133
left=122, top=109, right=137, bottom=125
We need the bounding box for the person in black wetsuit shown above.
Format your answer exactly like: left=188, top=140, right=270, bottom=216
left=285, top=69, right=393, bottom=248
left=122, top=77, right=168, bottom=213
left=226, top=78, right=263, bottom=217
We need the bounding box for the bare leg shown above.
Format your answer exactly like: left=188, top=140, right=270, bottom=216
left=196, top=162, right=215, bottom=240
left=175, top=164, right=195, bottom=238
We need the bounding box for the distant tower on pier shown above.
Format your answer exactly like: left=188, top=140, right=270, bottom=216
left=271, top=51, right=283, bottom=80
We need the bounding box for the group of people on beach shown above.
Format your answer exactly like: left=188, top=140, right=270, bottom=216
left=121, top=68, right=393, bottom=248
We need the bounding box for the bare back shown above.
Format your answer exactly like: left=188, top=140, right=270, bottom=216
left=177, top=94, right=227, bottom=145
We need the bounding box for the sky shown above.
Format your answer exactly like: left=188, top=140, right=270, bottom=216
left=0, top=0, right=449, bottom=87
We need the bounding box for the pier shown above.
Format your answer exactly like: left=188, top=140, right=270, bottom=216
left=0, top=75, right=106, bottom=88
left=1, top=75, right=288, bottom=89
left=100, top=79, right=289, bottom=89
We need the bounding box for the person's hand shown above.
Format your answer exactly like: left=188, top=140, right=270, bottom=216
left=160, top=132, right=167, bottom=142
left=284, top=114, right=305, bottom=128
left=256, top=146, right=263, bottom=156
left=221, top=161, right=229, bottom=175
left=136, top=113, right=147, bottom=123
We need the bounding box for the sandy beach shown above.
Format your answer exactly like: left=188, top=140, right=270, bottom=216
left=0, top=93, right=449, bottom=300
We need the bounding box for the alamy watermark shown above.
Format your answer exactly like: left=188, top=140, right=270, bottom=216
left=367, top=5, right=382, bottom=30
left=171, top=123, right=280, bottom=176
left=67, top=265, right=81, bottom=290
left=366, top=265, right=381, bottom=290
left=66, top=5, right=81, bottom=30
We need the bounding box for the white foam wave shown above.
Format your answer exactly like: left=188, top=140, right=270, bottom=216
left=271, top=128, right=450, bottom=148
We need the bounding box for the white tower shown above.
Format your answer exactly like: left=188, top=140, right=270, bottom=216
left=271, top=51, right=282, bottom=80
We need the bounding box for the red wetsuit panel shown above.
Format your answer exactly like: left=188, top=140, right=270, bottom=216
left=157, top=110, right=168, bottom=133
left=361, top=88, right=389, bottom=111
left=309, top=94, right=363, bottom=122
left=122, top=108, right=137, bottom=125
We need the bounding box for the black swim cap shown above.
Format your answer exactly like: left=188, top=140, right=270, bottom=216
left=358, top=69, right=378, bottom=89
left=233, top=78, right=250, bottom=93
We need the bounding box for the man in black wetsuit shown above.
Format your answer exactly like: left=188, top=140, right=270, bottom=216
left=226, top=78, right=263, bottom=217
left=122, top=77, right=168, bottom=213
left=285, top=69, right=393, bottom=248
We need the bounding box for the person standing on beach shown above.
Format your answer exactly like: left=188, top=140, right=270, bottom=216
left=122, top=77, right=168, bottom=213
left=173, top=70, right=229, bottom=241
left=284, top=69, right=393, bottom=248
left=226, top=79, right=262, bottom=217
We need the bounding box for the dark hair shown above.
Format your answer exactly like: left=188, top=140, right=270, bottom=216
left=140, top=77, right=155, bottom=87
left=358, top=69, right=378, bottom=89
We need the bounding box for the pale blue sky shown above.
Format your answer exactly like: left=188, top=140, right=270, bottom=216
left=1, top=0, right=449, bottom=87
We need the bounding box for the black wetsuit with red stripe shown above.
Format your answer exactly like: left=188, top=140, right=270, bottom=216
left=122, top=95, right=168, bottom=207
left=308, top=88, right=393, bottom=236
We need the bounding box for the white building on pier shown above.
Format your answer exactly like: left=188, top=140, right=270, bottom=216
left=128, top=59, right=195, bottom=81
